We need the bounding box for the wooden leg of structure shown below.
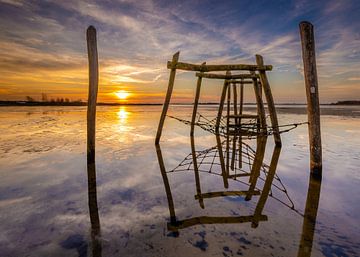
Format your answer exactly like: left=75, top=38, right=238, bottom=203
left=216, top=71, right=231, bottom=134
left=190, top=65, right=205, bottom=137
left=253, top=77, right=267, bottom=132
left=256, top=55, right=282, bottom=146
left=231, top=83, right=238, bottom=171
left=238, top=82, right=244, bottom=168
left=226, top=84, right=231, bottom=175
left=155, top=52, right=180, bottom=144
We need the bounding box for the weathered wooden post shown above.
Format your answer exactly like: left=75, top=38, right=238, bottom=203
left=86, top=25, right=101, bottom=256
left=155, top=52, right=180, bottom=144
left=299, top=21, right=322, bottom=175
left=86, top=25, right=99, bottom=162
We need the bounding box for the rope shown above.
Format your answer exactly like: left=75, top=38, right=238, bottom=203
left=168, top=113, right=308, bottom=139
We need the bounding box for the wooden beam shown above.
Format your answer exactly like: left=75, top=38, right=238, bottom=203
left=195, top=72, right=259, bottom=79
left=168, top=214, right=268, bottom=231
left=155, top=52, right=180, bottom=144
left=299, top=21, right=322, bottom=175
left=195, top=190, right=261, bottom=200
left=168, top=61, right=272, bottom=72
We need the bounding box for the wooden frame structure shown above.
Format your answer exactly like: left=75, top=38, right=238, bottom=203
left=155, top=52, right=282, bottom=147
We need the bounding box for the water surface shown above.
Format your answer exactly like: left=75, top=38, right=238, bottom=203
left=0, top=105, right=359, bottom=256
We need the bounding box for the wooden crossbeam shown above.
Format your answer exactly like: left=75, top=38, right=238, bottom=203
left=195, top=73, right=259, bottom=79
left=195, top=190, right=260, bottom=200
left=168, top=61, right=272, bottom=72
left=227, top=114, right=259, bottom=119
left=167, top=215, right=268, bottom=231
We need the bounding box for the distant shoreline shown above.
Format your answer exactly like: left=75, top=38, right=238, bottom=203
left=0, top=100, right=359, bottom=107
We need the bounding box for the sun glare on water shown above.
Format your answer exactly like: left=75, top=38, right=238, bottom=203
left=114, top=90, right=130, bottom=100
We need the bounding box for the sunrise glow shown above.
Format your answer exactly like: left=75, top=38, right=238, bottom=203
left=114, top=90, right=131, bottom=100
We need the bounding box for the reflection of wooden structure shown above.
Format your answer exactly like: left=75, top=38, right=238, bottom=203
left=156, top=135, right=282, bottom=234
left=155, top=52, right=282, bottom=147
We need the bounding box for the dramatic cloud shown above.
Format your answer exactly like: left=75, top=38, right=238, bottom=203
left=0, top=0, right=359, bottom=103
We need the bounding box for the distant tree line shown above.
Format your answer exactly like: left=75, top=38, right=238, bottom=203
left=25, top=93, right=83, bottom=103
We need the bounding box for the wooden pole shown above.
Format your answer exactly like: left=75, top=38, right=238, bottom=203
left=256, top=55, right=282, bottom=147
left=190, top=62, right=205, bottom=136
left=86, top=26, right=99, bottom=162
left=215, top=72, right=230, bottom=133
left=238, top=81, right=244, bottom=168
left=299, top=21, right=322, bottom=175
left=155, top=52, right=180, bottom=144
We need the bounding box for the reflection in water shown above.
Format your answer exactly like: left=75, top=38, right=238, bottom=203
left=157, top=133, right=322, bottom=255
left=156, top=134, right=281, bottom=234
left=298, top=174, right=322, bottom=257
left=87, top=154, right=102, bottom=257
left=117, top=106, right=129, bottom=121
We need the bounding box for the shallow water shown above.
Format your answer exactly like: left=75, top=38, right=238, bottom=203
left=0, top=105, right=359, bottom=257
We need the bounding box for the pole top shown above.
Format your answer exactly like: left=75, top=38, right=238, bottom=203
left=87, top=25, right=96, bottom=34
left=299, top=21, right=313, bottom=28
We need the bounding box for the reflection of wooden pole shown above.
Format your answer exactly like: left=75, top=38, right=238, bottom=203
left=216, top=134, right=229, bottom=189
left=299, top=22, right=322, bottom=175
left=87, top=158, right=102, bottom=257
left=155, top=145, right=177, bottom=224
left=190, top=136, right=204, bottom=208
left=155, top=52, right=180, bottom=144
left=86, top=26, right=98, bottom=162
left=297, top=174, right=322, bottom=257
left=251, top=145, right=281, bottom=228
left=256, top=55, right=281, bottom=147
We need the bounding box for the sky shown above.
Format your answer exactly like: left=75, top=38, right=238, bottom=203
left=0, top=0, right=359, bottom=104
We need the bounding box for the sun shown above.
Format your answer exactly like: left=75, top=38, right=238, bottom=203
left=114, top=90, right=130, bottom=100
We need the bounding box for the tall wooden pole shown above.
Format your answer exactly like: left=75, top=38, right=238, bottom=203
left=86, top=25, right=101, bottom=257
left=299, top=21, right=322, bottom=175
left=86, top=26, right=98, bottom=162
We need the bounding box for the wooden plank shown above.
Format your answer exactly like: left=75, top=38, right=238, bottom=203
left=168, top=61, right=272, bottom=72
left=299, top=21, right=322, bottom=175
left=155, top=52, right=180, bottom=144
left=256, top=54, right=282, bottom=146
left=86, top=26, right=98, bottom=162
left=196, top=73, right=259, bottom=79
